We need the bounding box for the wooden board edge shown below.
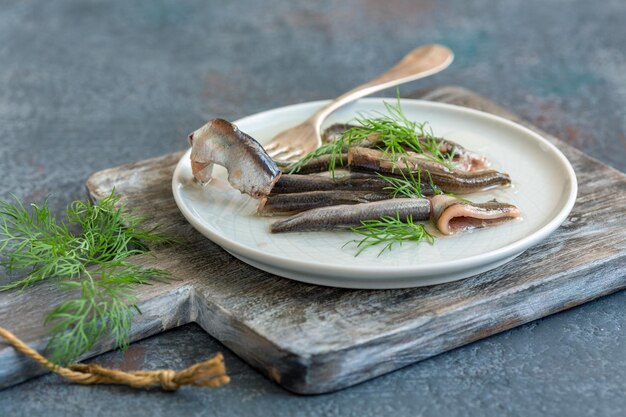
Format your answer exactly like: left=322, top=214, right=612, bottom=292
left=85, top=151, right=186, bottom=202
left=0, top=283, right=195, bottom=390
left=272, top=255, right=626, bottom=394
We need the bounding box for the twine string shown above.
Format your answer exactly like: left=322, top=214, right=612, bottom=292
left=0, top=326, right=230, bottom=391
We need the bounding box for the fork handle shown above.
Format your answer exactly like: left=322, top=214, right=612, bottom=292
left=310, top=44, right=454, bottom=128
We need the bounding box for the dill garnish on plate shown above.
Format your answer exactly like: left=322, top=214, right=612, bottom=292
left=286, top=94, right=454, bottom=256
left=347, top=213, right=435, bottom=257
left=287, top=93, right=456, bottom=176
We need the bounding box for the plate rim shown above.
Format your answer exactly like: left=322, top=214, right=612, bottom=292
left=172, top=98, right=578, bottom=282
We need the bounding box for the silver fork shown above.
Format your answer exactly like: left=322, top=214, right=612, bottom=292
left=264, top=44, right=454, bottom=161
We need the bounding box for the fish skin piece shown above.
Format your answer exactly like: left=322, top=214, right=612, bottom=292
left=430, top=195, right=521, bottom=235
left=258, top=190, right=394, bottom=216
left=270, top=173, right=435, bottom=195
left=348, top=147, right=510, bottom=194
left=270, top=199, right=432, bottom=233
left=188, top=118, right=281, bottom=198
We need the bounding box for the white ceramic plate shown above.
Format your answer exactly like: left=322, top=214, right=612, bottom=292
left=172, top=99, right=577, bottom=289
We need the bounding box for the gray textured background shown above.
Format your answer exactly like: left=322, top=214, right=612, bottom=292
left=1, top=0, right=625, bottom=416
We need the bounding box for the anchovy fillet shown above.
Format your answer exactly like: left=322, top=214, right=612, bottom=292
left=430, top=195, right=521, bottom=235
left=284, top=153, right=348, bottom=175
left=348, top=147, right=510, bottom=194
left=258, top=190, right=393, bottom=216
left=321, top=123, right=490, bottom=172
left=271, top=173, right=435, bottom=195
left=321, top=123, right=354, bottom=143
left=270, top=199, right=431, bottom=233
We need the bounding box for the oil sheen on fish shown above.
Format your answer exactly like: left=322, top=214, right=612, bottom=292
left=347, top=147, right=510, bottom=194
left=188, top=118, right=281, bottom=198
left=270, top=173, right=435, bottom=195
left=430, top=195, right=521, bottom=235
left=270, top=199, right=431, bottom=233
left=258, top=190, right=393, bottom=216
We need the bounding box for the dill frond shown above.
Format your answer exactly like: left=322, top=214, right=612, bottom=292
left=348, top=213, right=435, bottom=257
left=376, top=165, right=425, bottom=198
left=286, top=142, right=344, bottom=175
left=0, top=191, right=172, bottom=363
left=287, top=89, right=456, bottom=177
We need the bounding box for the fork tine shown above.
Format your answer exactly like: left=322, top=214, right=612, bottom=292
left=268, top=146, right=291, bottom=158
left=264, top=141, right=279, bottom=151
left=279, top=149, right=305, bottom=161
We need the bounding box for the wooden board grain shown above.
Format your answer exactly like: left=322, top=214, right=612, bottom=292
left=1, top=86, right=625, bottom=394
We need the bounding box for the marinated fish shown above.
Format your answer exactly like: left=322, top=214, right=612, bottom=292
left=348, top=147, right=510, bottom=194
left=321, top=123, right=490, bottom=172
left=432, top=138, right=490, bottom=172
left=258, top=190, right=393, bottom=216
left=321, top=123, right=354, bottom=143
left=188, top=118, right=281, bottom=198
left=285, top=153, right=348, bottom=175
left=270, top=199, right=431, bottom=233
left=271, top=172, right=435, bottom=195
left=430, top=195, right=521, bottom=235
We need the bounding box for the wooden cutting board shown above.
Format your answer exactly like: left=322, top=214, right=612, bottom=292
left=1, top=86, right=625, bottom=394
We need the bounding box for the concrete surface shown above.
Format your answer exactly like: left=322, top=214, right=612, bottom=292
left=0, top=0, right=625, bottom=416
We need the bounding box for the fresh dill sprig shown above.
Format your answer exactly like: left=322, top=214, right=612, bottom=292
left=0, top=191, right=171, bottom=363
left=347, top=213, right=435, bottom=257
left=45, top=263, right=169, bottom=364
left=288, top=90, right=455, bottom=177
left=377, top=167, right=424, bottom=198
left=285, top=126, right=369, bottom=176
left=286, top=142, right=343, bottom=174
left=375, top=157, right=446, bottom=199
left=349, top=214, right=435, bottom=256
left=347, top=96, right=456, bottom=169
